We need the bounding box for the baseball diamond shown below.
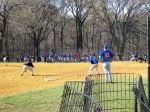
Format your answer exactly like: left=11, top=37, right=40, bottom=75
left=0, top=61, right=148, bottom=111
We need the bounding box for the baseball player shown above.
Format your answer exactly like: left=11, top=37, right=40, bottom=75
left=86, top=53, right=89, bottom=62
left=2, top=53, right=7, bottom=66
left=70, top=53, right=74, bottom=62
left=99, top=45, right=114, bottom=84
left=144, top=54, right=148, bottom=63
left=20, top=59, right=35, bottom=76
left=88, top=56, right=99, bottom=77
left=24, top=52, right=28, bottom=63
left=130, top=52, right=138, bottom=63
left=40, top=52, right=45, bottom=63
left=49, top=52, right=54, bottom=62
left=67, top=53, right=71, bottom=62
left=81, top=53, right=86, bottom=62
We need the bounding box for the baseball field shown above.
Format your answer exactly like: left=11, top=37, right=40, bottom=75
left=0, top=61, right=148, bottom=111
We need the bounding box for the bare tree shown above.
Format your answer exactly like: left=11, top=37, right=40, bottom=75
left=91, top=0, right=147, bottom=58
left=65, top=0, right=92, bottom=53
left=0, top=0, right=20, bottom=59
left=57, top=1, right=70, bottom=53
left=17, top=0, right=58, bottom=61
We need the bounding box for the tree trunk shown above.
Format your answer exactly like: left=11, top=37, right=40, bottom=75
left=35, top=40, right=40, bottom=62
left=53, top=28, right=57, bottom=54
left=0, top=37, right=2, bottom=60
left=60, top=28, right=63, bottom=53
left=76, top=20, right=83, bottom=53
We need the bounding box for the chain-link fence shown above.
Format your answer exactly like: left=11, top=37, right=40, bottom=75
left=133, top=75, right=150, bottom=112
left=59, top=81, right=101, bottom=112
left=60, top=73, right=150, bottom=112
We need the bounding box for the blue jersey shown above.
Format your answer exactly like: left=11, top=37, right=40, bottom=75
left=131, top=53, right=136, bottom=58
left=49, top=52, right=54, bottom=58
left=24, top=53, right=28, bottom=58
left=90, top=56, right=98, bottom=64
left=41, top=53, right=44, bottom=57
left=99, top=50, right=114, bottom=62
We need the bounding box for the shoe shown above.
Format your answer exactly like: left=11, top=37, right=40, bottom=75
left=32, top=74, right=34, bottom=76
left=20, top=74, right=23, bottom=76
left=110, top=81, right=113, bottom=84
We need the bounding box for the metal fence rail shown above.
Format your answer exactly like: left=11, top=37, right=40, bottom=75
left=59, top=81, right=101, bottom=112
left=86, top=73, right=136, bottom=112
left=133, top=75, right=150, bottom=112
left=60, top=73, right=150, bottom=112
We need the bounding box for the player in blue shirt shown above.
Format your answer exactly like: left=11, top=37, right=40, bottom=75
left=130, top=52, right=137, bottom=63
left=40, top=52, right=45, bottom=63
left=49, top=52, right=54, bottom=63
left=24, top=52, right=28, bottom=63
left=87, top=56, right=99, bottom=77
left=99, top=45, right=114, bottom=83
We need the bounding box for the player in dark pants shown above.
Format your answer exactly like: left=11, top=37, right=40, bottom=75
left=144, top=54, right=148, bottom=63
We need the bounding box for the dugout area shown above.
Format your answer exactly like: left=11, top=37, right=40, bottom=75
left=59, top=73, right=150, bottom=112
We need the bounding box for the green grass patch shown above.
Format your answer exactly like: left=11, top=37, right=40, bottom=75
left=0, top=75, right=149, bottom=112
left=91, top=76, right=148, bottom=111
left=0, top=86, right=64, bottom=112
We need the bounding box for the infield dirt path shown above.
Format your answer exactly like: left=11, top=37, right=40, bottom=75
left=0, top=61, right=148, bottom=97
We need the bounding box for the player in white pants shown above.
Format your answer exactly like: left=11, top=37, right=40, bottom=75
left=88, top=56, right=99, bottom=77
left=99, top=45, right=114, bottom=83
left=3, top=56, right=7, bottom=66
left=21, top=59, right=34, bottom=76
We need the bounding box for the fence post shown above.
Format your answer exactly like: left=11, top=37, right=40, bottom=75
left=148, top=16, right=150, bottom=106
left=135, top=96, right=138, bottom=112
left=83, top=80, right=93, bottom=112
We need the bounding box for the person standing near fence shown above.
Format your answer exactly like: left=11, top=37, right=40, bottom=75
left=99, top=45, right=114, bottom=84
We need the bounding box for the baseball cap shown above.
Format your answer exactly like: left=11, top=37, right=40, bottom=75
left=104, top=45, right=108, bottom=49
left=90, top=56, right=93, bottom=58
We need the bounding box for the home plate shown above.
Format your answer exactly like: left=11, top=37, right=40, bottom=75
left=44, top=78, right=54, bottom=82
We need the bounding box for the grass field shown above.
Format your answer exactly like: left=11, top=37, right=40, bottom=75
left=0, top=61, right=148, bottom=112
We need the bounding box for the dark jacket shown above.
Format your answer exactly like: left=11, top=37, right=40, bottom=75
left=24, top=62, right=34, bottom=67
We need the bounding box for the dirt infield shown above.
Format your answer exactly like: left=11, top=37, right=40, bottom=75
left=0, top=61, right=148, bottom=97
